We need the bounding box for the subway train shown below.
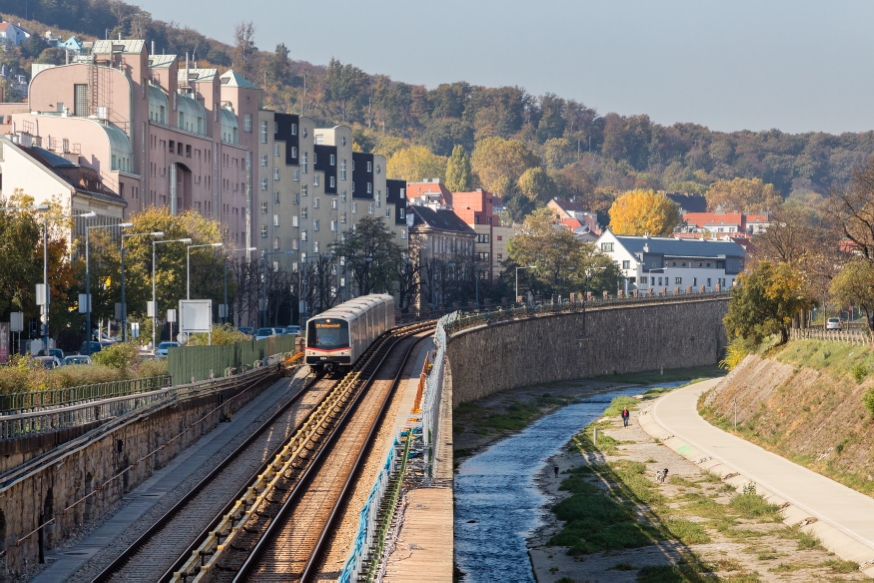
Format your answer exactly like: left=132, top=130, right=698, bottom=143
left=305, top=294, right=396, bottom=372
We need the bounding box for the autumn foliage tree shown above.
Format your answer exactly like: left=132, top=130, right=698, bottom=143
left=608, top=190, right=681, bottom=236
left=705, top=178, right=781, bottom=213
left=386, top=145, right=447, bottom=183
left=723, top=261, right=814, bottom=345
left=830, top=260, right=874, bottom=330
left=444, top=145, right=473, bottom=192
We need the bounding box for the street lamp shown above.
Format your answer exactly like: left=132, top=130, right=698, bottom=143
left=41, top=210, right=97, bottom=352
left=84, top=221, right=133, bottom=351
left=121, top=230, right=164, bottom=342
left=152, top=238, right=192, bottom=349
left=223, top=247, right=256, bottom=324
left=515, top=265, right=536, bottom=305
left=186, top=242, right=223, bottom=300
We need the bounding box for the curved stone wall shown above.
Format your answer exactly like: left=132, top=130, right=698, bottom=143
left=447, top=298, right=729, bottom=406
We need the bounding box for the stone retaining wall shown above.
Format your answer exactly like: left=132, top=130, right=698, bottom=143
left=447, top=298, right=729, bottom=406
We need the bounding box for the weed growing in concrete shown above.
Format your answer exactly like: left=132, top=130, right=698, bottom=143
left=661, top=518, right=712, bottom=545
left=821, top=558, right=860, bottom=573
left=852, top=362, right=868, bottom=383
left=608, top=561, right=637, bottom=571
left=728, top=492, right=783, bottom=521
left=636, top=562, right=715, bottom=583
left=776, top=525, right=826, bottom=551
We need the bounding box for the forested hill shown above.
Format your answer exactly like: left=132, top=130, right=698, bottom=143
left=3, top=0, right=874, bottom=218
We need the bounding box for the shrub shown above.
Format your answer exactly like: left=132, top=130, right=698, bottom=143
left=720, top=337, right=756, bottom=370
left=729, top=492, right=782, bottom=520
left=92, top=342, right=140, bottom=375
left=852, top=362, right=868, bottom=383
left=52, top=364, right=123, bottom=388
left=138, top=358, right=169, bottom=378
left=187, top=324, right=253, bottom=346
left=864, top=389, right=874, bottom=417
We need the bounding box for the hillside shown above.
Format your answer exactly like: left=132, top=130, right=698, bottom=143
left=699, top=340, right=874, bottom=498
left=3, top=0, right=874, bottom=220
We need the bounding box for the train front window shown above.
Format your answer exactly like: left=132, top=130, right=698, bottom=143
left=308, top=320, right=349, bottom=349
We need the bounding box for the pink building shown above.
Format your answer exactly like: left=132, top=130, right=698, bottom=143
left=0, top=40, right=261, bottom=247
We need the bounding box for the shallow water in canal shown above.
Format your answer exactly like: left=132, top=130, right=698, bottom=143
left=454, top=382, right=684, bottom=582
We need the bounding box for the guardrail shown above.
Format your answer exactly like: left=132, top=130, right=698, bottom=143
left=0, top=375, right=171, bottom=416
left=445, top=290, right=732, bottom=336
left=0, top=359, right=281, bottom=441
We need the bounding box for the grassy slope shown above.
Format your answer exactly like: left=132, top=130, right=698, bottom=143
left=699, top=340, right=874, bottom=497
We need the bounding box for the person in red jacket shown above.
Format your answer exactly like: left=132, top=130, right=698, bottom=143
left=621, top=406, right=630, bottom=428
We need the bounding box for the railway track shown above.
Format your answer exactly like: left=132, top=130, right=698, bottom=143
left=91, top=371, right=339, bottom=582
left=170, top=321, right=434, bottom=583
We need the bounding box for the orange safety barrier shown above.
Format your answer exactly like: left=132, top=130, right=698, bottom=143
left=283, top=352, right=304, bottom=367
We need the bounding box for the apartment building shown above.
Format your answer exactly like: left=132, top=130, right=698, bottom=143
left=256, top=113, right=408, bottom=301
left=0, top=40, right=258, bottom=249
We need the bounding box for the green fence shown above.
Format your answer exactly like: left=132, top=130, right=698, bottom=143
left=0, top=375, right=172, bottom=414
left=168, top=335, right=298, bottom=384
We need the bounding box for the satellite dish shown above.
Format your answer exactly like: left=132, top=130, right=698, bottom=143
left=177, top=332, right=189, bottom=344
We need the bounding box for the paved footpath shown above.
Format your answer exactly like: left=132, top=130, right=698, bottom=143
left=644, top=379, right=874, bottom=573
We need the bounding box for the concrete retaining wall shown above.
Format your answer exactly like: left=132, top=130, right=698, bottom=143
left=0, top=373, right=277, bottom=580
left=447, top=298, right=729, bottom=406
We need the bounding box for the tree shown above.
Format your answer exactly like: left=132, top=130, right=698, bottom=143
left=723, top=261, right=814, bottom=345
left=705, top=178, right=781, bottom=213
left=506, top=210, right=619, bottom=297
left=325, top=58, right=368, bottom=121
left=470, top=136, right=540, bottom=195
left=267, top=43, right=292, bottom=86
left=420, top=120, right=474, bottom=156
left=232, top=21, right=259, bottom=81
left=516, top=167, right=555, bottom=206
left=830, top=259, right=874, bottom=330
left=608, top=190, right=681, bottom=236
left=333, top=216, right=404, bottom=296
left=386, top=146, right=447, bottom=183
left=826, top=157, right=874, bottom=261
left=445, top=145, right=473, bottom=192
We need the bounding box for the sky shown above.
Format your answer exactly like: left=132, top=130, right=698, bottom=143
left=136, top=0, right=874, bottom=135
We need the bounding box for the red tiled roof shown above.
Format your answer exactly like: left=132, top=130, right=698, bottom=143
left=560, top=218, right=583, bottom=230
left=683, top=212, right=744, bottom=227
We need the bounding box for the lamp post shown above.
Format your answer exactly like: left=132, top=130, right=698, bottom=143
left=223, top=247, right=256, bottom=325
left=186, top=242, right=223, bottom=300
left=121, top=230, right=164, bottom=342
left=85, top=222, right=133, bottom=351
left=41, top=210, right=96, bottom=352
left=152, top=238, right=191, bottom=349
left=515, top=265, right=535, bottom=305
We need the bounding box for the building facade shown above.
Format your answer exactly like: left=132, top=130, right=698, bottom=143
left=595, top=230, right=746, bottom=294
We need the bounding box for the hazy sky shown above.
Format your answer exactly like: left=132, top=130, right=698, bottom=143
left=137, top=0, right=874, bottom=135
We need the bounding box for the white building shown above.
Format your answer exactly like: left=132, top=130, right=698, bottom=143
left=595, top=230, right=746, bottom=294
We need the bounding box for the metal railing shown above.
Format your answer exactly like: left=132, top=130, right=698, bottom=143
left=0, top=375, right=171, bottom=416
left=0, top=362, right=279, bottom=441
left=445, top=290, right=731, bottom=336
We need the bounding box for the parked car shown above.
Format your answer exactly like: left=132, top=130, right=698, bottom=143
left=34, top=356, right=62, bottom=369
left=79, top=341, right=103, bottom=355
left=826, top=317, right=842, bottom=330
left=254, top=328, right=277, bottom=340
left=64, top=355, right=92, bottom=366
left=283, top=326, right=301, bottom=335
left=238, top=327, right=254, bottom=336
left=49, top=348, right=65, bottom=360
left=155, top=341, right=180, bottom=357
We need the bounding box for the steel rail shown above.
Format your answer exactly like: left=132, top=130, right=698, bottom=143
left=175, top=322, right=433, bottom=582
left=297, top=332, right=431, bottom=583
left=91, top=369, right=324, bottom=583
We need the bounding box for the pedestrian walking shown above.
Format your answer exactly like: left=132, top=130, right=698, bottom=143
left=553, top=464, right=559, bottom=478
left=621, top=407, right=630, bottom=428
